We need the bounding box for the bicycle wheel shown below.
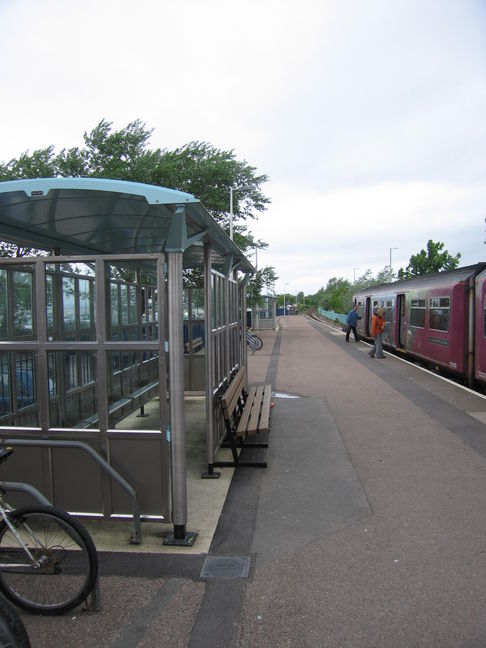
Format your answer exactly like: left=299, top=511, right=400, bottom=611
left=252, top=334, right=263, bottom=350
left=0, top=596, right=31, bottom=647
left=0, top=506, right=98, bottom=615
left=246, top=335, right=257, bottom=351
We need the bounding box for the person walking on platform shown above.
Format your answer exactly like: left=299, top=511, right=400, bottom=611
left=345, top=304, right=361, bottom=342
left=369, top=307, right=386, bottom=358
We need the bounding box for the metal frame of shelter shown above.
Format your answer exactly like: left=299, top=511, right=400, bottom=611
left=0, top=177, right=254, bottom=544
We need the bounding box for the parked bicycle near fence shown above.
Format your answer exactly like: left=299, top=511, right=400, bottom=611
left=0, top=447, right=98, bottom=615
left=247, top=330, right=263, bottom=352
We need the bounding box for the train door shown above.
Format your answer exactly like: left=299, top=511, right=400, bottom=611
left=365, top=297, right=372, bottom=337
left=397, top=294, right=407, bottom=348
left=475, top=274, right=486, bottom=379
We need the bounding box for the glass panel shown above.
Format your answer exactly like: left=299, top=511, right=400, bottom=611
left=48, top=351, right=97, bottom=428
left=62, top=276, right=76, bottom=331
left=129, top=285, right=137, bottom=323
left=484, top=296, right=486, bottom=338
left=121, top=285, right=129, bottom=325
left=183, top=290, right=189, bottom=320
left=110, top=283, right=119, bottom=331
left=78, top=279, right=91, bottom=328
left=13, top=271, right=34, bottom=338
left=410, top=303, right=426, bottom=327
left=107, top=350, right=159, bottom=428
left=191, top=289, right=205, bottom=320
left=0, top=269, right=7, bottom=339
left=16, top=352, right=35, bottom=410
left=0, top=352, right=36, bottom=419
left=0, top=352, right=10, bottom=415
left=46, top=274, right=54, bottom=337
left=429, top=297, right=450, bottom=331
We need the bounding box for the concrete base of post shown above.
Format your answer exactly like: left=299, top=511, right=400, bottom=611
left=163, top=525, right=198, bottom=547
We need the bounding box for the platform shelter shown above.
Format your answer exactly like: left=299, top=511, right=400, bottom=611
left=0, top=177, right=254, bottom=544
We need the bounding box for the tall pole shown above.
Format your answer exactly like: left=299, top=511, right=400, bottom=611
left=229, top=187, right=234, bottom=241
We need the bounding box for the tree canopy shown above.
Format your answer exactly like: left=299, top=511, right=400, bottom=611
left=0, top=119, right=277, bottom=300
left=397, top=240, right=461, bottom=279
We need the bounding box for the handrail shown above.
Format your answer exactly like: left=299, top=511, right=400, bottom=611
left=0, top=481, right=52, bottom=507
left=0, top=438, right=142, bottom=544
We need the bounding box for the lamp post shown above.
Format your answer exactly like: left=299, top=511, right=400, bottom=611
left=354, top=267, right=360, bottom=283
left=389, top=247, right=398, bottom=271
left=229, top=184, right=255, bottom=241
left=283, top=282, right=289, bottom=315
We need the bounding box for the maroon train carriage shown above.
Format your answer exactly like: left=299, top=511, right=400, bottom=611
left=353, top=263, right=486, bottom=388
left=474, top=266, right=486, bottom=385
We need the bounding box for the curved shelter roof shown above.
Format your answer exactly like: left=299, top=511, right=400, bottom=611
left=0, top=177, right=254, bottom=273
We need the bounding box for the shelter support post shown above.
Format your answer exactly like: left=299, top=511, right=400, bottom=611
left=164, top=243, right=197, bottom=546
left=202, top=243, right=219, bottom=479
left=241, top=279, right=248, bottom=370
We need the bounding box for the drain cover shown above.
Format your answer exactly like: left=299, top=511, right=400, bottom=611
left=200, top=556, right=250, bottom=579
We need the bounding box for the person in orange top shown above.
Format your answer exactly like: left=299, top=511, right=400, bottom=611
left=369, top=307, right=386, bottom=358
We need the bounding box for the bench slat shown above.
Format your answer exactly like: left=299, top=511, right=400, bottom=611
left=221, top=368, right=245, bottom=413
left=247, top=384, right=264, bottom=435
left=258, top=385, right=272, bottom=433
left=236, top=386, right=257, bottom=437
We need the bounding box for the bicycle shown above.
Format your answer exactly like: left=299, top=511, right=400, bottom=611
left=0, top=595, right=31, bottom=647
left=0, top=447, right=98, bottom=616
left=247, top=330, right=263, bottom=352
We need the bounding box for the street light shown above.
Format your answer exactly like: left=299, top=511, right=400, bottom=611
left=389, top=247, right=398, bottom=270
left=283, top=282, right=289, bottom=315
left=354, top=267, right=360, bottom=283
left=229, top=184, right=255, bottom=241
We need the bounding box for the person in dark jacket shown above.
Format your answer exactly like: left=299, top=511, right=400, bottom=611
left=345, top=305, right=361, bottom=342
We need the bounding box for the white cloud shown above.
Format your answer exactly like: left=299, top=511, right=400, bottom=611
left=252, top=180, right=486, bottom=292
left=1, top=0, right=485, bottom=296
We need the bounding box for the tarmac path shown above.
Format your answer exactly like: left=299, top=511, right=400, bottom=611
left=19, top=314, right=486, bottom=647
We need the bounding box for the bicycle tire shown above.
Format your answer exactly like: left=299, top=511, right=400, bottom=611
left=0, top=595, right=31, bottom=647
left=250, top=334, right=263, bottom=350
left=0, top=506, right=98, bottom=616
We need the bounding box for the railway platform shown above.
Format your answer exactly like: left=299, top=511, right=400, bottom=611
left=20, top=313, right=486, bottom=647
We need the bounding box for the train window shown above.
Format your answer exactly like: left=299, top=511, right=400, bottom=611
left=483, top=297, right=486, bottom=337
left=410, top=298, right=426, bottom=328
left=429, top=297, right=450, bottom=332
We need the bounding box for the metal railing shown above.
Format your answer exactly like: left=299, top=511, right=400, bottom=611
left=0, top=438, right=142, bottom=544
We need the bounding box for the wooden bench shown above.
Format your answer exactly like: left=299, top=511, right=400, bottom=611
left=215, top=367, right=272, bottom=468
left=185, top=337, right=204, bottom=354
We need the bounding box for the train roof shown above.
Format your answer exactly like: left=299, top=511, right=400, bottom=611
left=354, top=262, right=486, bottom=296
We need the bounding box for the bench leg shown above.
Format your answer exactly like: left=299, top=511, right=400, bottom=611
left=214, top=431, right=268, bottom=469
left=136, top=405, right=149, bottom=418
left=201, top=463, right=221, bottom=479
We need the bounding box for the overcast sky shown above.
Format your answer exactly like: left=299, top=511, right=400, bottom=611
left=1, top=0, right=485, bottom=295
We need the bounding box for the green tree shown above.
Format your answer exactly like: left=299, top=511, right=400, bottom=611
left=0, top=119, right=273, bottom=299
left=247, top=267, right=278, bottom=306
left=398, top=240, right=461, bottom=279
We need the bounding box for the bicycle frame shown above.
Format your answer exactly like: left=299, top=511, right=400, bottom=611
left=0, top=498, right=42, bottom=571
